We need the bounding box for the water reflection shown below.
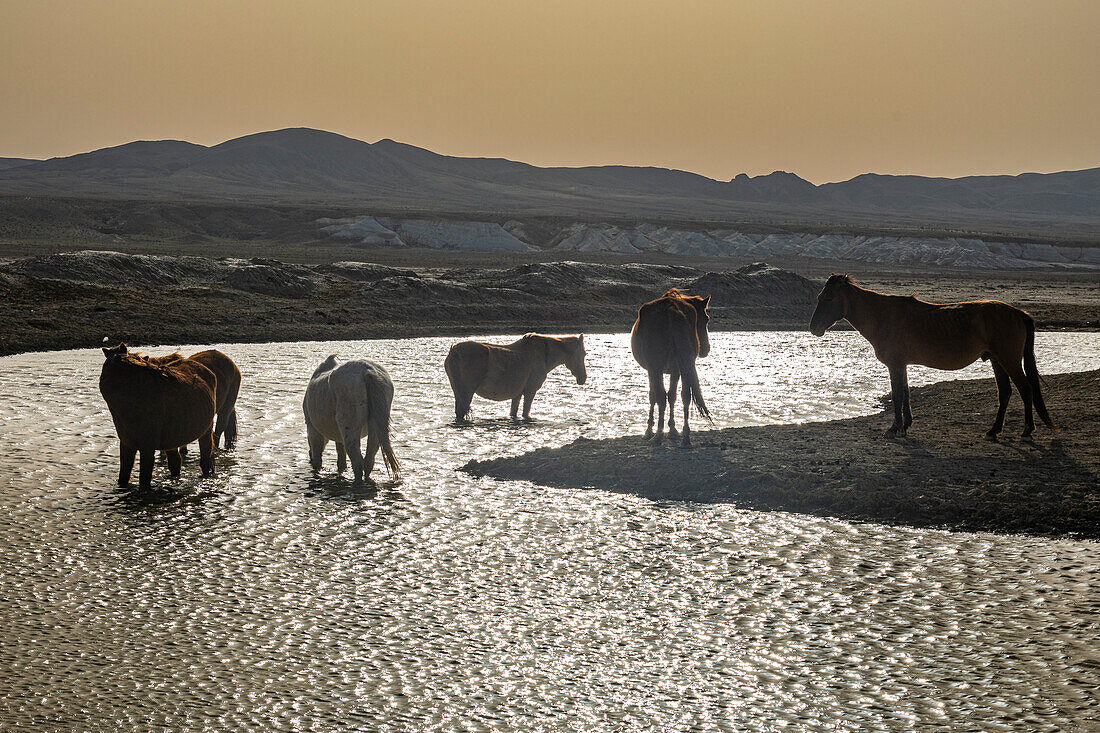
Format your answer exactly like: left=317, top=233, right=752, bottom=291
left=0, top=332, right=1098, bottom=730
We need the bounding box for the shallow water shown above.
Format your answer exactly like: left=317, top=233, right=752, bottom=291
left=1, top=332, right=1098, bottom=731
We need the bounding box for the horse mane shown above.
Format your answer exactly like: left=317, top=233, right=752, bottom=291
left=661, top=288, right=709, bottom=306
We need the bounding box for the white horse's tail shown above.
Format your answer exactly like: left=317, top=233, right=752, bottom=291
left=365, top=372, right=400, bottom=479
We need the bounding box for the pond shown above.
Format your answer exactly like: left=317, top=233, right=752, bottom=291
left=1, top=332, right=1098, bottom=730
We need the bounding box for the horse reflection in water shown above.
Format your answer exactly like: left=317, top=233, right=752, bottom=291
left=303, top=355, right=400, bottom=483
left=809, top=274, right=1057, bottom=439
left=444, top=334, right=587, bottom=423
left=631, top=289, right=712, bottom=448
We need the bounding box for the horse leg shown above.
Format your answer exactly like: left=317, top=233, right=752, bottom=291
left=198, top=428, right=215, bottom=478
left=138, top=449, right=155, bottom=488
left=901, top=371, right=913, bottom=432
left=224, top=409, right=237, bottom=450
left=343, top=432, right=365, bottom=483
left=522, top=391, right=535, bottom=420
left=118, top=443, right=137, bottom=487
left=986, top=361, right=1013, bottom=440
left=306, top=421, right=326, bottom=472
left=666, top=370, right=680, bottom=440
left=363, top=433, right=380, bottom=481
left=510, top=396, right=520, bottom=420
left=1006, top=363, right=1035, bottom=438
left=166, top=448, right=183, bottom=478
left=680, top=374, right=693, bottom=448
left=649, top=370, right=666, bottom=445
left=886, top=366, right=908, bottom=437
left=213, top=408, right=230, bottom=450
left=455, top=391, right=473, bottom=424
left=335, top=443, right=347, bottom=473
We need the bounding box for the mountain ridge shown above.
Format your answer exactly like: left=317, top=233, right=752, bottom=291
left=1, top=128, right=1097, bottom=225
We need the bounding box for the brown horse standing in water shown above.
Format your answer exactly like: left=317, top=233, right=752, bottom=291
left=444, top=334, right=587, bottom=423
left=631, top=289, right=711, bottom=447
left=809, top=274, right=1057, bottom=439
left=100, top=343, right=217, bottom=488
left=152, top=349, right=241, bottom=449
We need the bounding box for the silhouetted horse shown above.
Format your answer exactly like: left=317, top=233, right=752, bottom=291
left=809, top=274, right=1057, bottom=439
left=444, top=334, right=587, bottom=422
left=99, top=343, right=216, bottom=488
left=152, top=349, right=241, bottom=450
left=303, top=355, right=399, bottom=483
left=631, top=289, right=711, bottom=447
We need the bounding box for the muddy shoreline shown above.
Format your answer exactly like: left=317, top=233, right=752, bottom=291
left=2, top=250, right=1098, bottom=357
left=465, top=371, right=1100, bottom=538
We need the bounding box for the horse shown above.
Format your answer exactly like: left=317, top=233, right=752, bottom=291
left=303, top=355, right=399, bottom=483
left=631, top=289, right=711, bottom=447
left=809, top=274, right=1057, bottom=439
left=444, top=334, right=586, bottom=423
left=99, top=343, right=217, bottom=488
left=151, top=349, right=242, bottom=450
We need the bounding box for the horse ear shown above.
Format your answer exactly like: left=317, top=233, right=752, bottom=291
left=702, top=295, right=711, bottom=307
left=578, top=334, right=584, bottom=345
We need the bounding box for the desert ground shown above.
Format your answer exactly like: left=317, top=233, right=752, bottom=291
left=1, top=244, right=1097, bottom=357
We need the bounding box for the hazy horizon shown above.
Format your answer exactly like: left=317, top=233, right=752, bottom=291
left=3, top=1, right=1098, bottom=184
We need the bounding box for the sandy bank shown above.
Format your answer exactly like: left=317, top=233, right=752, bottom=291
left=0, top=252, right=819, bottom=356
left=464, top=371, right=1100, bottom=538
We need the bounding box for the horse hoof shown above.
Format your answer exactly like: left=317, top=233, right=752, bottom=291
left=985, top=432, right=999, bottom=442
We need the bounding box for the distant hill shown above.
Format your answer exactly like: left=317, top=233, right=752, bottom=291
left=1, top=128, right=1098, bottom=230
left=0, top=157, right=38, bottom=171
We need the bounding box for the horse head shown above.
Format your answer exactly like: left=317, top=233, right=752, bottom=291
left=102, top=342, right=129, bottom=360
left=810, top=274, right=852, bottom=336
left=565, top=335, right=587, bottom=385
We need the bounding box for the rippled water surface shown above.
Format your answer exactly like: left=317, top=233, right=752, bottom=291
left=1, top=332, right=1099, bottom=731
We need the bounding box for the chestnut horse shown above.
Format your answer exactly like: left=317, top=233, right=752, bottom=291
left=152, top=349, right=241, bottom=449
left=809, top=274, right=1057, bottom=439
left=303, top=355, right=400, bottom=483
left=99, top=343, right=217, bottom=488
left=631, top=289, right=711, bottom=447
left=444, top=334, right=587, bottom=422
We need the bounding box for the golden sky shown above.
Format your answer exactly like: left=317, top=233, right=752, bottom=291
left=2, top=0, right=1097, bottom=183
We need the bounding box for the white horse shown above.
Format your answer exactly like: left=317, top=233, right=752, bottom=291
left=303, top=355, right=400, bottom=482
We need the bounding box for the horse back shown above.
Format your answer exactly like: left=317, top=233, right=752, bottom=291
left=631, top=297, right=698, bottom=372
left=446, top=340, right=533, bottom=400
left=100, top=358, right=217, bottom=450
left=188, top=349, right=242, bottom=411
left=881, top=298, right=1028, bottom=369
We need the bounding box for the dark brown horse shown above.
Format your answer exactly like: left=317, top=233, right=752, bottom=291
left=631, top=289, right=711, bottom=447
left=809, top=274, right=1057, bottom=439
left=100, top=343, right=217, bottom=488
left=152, top=349, right=241, bottom=449
left=444, top=334, right=586, bottom=422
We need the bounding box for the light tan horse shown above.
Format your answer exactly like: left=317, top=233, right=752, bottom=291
left=99, top=343, right=217, bottom=488
left=809, top=274, right=1057, bottom=439
left=444, top=334, right=586, bottom=423
left=631, top=289, right=711, bottom=447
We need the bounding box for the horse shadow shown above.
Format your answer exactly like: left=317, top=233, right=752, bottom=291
left=302, top=474, right=405, bottom=504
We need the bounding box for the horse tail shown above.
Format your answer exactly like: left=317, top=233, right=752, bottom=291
left=1022, top=312, right=1058, bottom=431
left=365, top=371, right=401, bottom=478
left=668, top=308, right=711, bottom=421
